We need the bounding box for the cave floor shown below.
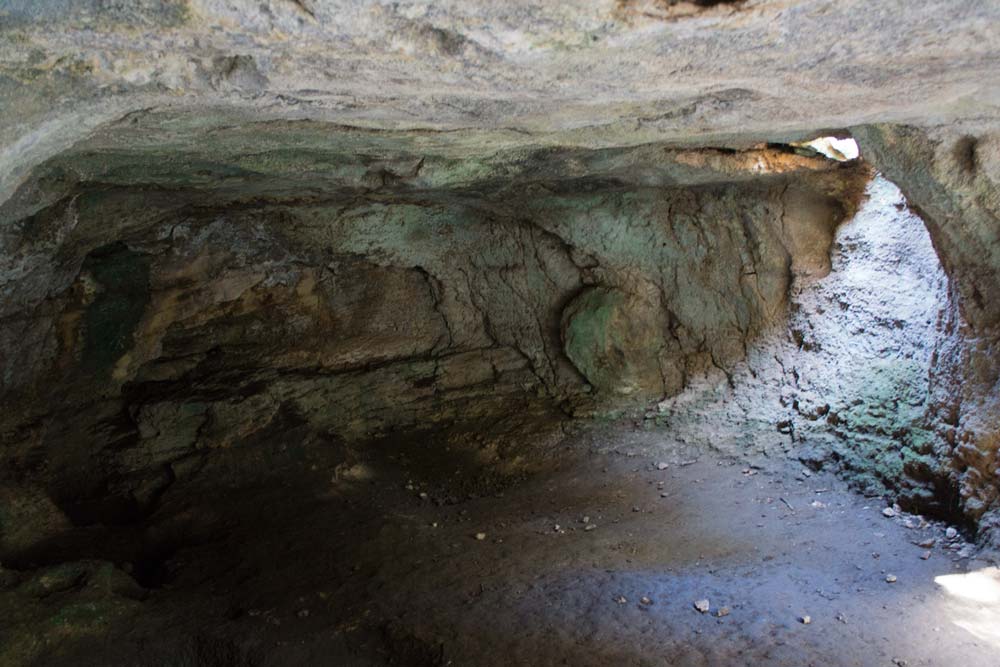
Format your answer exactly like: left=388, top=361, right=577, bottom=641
left=6, top=423, right=999, bottom=667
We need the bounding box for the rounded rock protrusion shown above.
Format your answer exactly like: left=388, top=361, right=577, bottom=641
left=560, top=286, right=670, bottom=398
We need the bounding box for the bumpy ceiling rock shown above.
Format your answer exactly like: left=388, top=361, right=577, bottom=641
left=1, top=0, right=999, bottom=204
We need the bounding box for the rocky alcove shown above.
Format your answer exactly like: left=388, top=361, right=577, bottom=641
left=1, top=2, right=999, bottom=665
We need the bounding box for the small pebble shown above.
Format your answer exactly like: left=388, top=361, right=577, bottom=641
left=657, top=462, right=669, bottom=470
left=882, top=507, right=896, bottom=518
left=945, top=527, right=958, bottom=539
left=614, top=595, right=627, bottom=605
left=885, top=574, right=897, bottom=583
left=920, top=551, right=931, bottom=560
left=582, top=516, right=590, bottom=524
left=694, top=599, right=710, bottom=613
left=640, top=596, right=653, bottom=606
left=584, top=524, right=597, bottom=531
left=475, top=532, right=487, bottom=541
left=716, top=606, right=730, bottom=618
left=800, top=615, right=811, bottom=625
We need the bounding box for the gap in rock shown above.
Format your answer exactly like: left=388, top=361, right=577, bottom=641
left=791, top=136, right=861, bottom=162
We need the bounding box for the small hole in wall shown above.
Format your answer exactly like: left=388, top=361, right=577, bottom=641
left=792, top=136, right=860, bottom=162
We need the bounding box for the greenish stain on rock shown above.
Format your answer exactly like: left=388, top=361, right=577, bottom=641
left=830, top=359, right=938, bottom=496
left=561, top=287, right=666, bottom=398
left=838, top=359, right=928, bottom=437
left=80, top=242, right=150, bottom=373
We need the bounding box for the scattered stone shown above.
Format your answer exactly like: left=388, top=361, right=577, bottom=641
left=916, top=537, right=935, bottom=548
left=892, top=659, right=908, bottom=667
left=640, top=596, right=653, bottom=606
left=835, top=613, right=847, bottom=624
left=614, top=595, right=627, bottom=605
left=660, top=492, right=670, bottom=498
left=656, top=462, right=669, bottom=470
left=694, top=599, right=710, bottom=613
left=810, top=500, right=826, bottom=509
left=800, top=615, right=812, bottom=625
left=945, top=527, right=958, bottom=539
left=716, top=606, right=730, bottom=617
left=920, top=551, right=931, bottom=560
left=475, top=532, right=487, bottom=541
left=553, top=524, right=560, bottom=532
left=584, top=524, right=597, bottom=531
left=885, top=574, right=897, bottom=583
left=582, top=516, right=590, bottom=524
left=882, top=507, right=896, bottom=518
left=632, top=506, right=640, bottom=512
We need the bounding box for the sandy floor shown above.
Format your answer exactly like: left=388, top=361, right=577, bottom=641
left=12, top=420, right=993, bottom=667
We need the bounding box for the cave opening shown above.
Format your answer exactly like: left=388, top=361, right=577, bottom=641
left=793, top=136, right=861, bottom=162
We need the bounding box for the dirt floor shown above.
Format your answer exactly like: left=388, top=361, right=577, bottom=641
left=5, top=420, right=1000, bottom=667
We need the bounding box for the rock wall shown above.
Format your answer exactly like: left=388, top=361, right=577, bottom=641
left=655, top=174, right=949, bottom=495
left=654, top=145, right=1000, bottom=546
left=855, top=124, right=1000, bottom=540
left=779, top=175, right=953, bottom=506
left=2, top=0, right=999, bottom=560
left=0, top=113, right=869, bottom=563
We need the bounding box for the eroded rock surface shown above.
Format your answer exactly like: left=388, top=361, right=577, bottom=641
left=856, top=124, right=1000, bottom=535
left=656, top=176, right=958, bottom=511
left=0, top=121, right=869, bottom=569
left=1, top=2, right=1000, bottom=663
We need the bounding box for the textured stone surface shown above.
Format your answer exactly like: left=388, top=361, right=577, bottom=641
left=3, top=1, right=1000, bottom=664
left=0, top=130, right=867, bottom=566
left=855, top=124, right=1000, bottom=530
left=561, top=285, right=678, bottom=399
left=1, top=2, right=1000, bottom=650
left=655, top=176, right=958, bottom=508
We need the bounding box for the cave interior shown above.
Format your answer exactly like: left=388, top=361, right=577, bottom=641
left=1, top=1, right=1000, bottom=665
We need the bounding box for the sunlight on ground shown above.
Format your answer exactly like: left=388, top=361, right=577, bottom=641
left=935, top=567, right=1000, bottom=647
